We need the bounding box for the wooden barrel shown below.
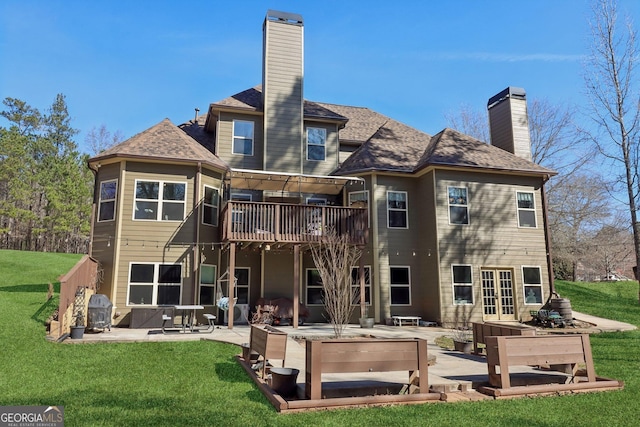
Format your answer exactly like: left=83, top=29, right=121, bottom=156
left=550, top=298, right=573, bottom=321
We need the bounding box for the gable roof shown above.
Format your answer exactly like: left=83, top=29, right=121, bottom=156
left=88, top=118, right=229, bottom=171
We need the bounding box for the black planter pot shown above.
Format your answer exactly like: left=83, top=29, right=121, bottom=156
left=70, top=325, right=85, bottom=339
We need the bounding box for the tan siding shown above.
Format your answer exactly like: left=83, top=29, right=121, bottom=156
left=435, top=170, right=549, bottom=324
left=217, top=112, right=264, bottom=170
left=263, top=19, right=303, bottom=173
left=303, top=122, right=339, bottom=176
left=112, top=162, right=199, bottom=313
left=488, top=100, right=514, bottom=153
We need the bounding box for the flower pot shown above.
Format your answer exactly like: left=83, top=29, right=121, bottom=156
left=269, top=367, right=299, bottom=397
left=70, top=325, right=85, bottom=340
left=453, top=340, right=473, bottom=354
left=359, top=317, right=375, bottom=328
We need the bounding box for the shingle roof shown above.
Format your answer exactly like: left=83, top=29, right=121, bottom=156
left=89, top=118, right=229, bottom=171
left=210, top=86, right=348, bottom=122
left=416, top=128, right=555, bottom=175
left=312, top=103, right=390, bottom=143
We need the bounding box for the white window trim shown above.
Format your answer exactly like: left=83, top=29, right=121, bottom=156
left=390, top=265, right=412, bottom=306
left=126, top=262, right=183, bottom=307
left=350, top=265, right=372, bottom=306
left=198, top=264, right=217, bottom=306
left=516, top=191, right=538, bottom=228
left=232, top=119, right=254, bottom=156
left=306, top=268, right=324, bottom=306
left=202, top=185, right=219, bottom=227
left=522, top=265, right=544, bottom=305
left=133, top=179, right=187, bottom=222
left=349, top=190, right=370, bottom=227
left=387, top=190, right=409, bottom=229
left=448, top=186, right=469, bottom=226
left=451, top=264, right=474, bottom=305
left=98, top=179, right=117, bottom=222
left=306, top=127, right=326, bottom=161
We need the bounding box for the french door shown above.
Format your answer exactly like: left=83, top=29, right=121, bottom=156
left=481, top=269, right=516, bottom=321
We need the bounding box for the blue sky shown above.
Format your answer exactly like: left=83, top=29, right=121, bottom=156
left=2, top=0, right=639, bottom=153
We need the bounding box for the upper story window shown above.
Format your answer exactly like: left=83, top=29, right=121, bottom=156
left=202, top=185, right=219, bottom=226
left=232, top=120, right=254, bottom=156
left=134, top=180, right=186, bottom=221
left=306, top=197, right=327, bottom=205
left=307, top=127, right=326, bottom=161
left=230, top=192, right=252, bottom=201
left=517, top=191, right=537, bottom=228
left=448, top=187, right=469, bottom=225
left=98, top=180, right=117, bottom=222
left=523, top=266, right=543, bottom=304
left=387, top=191, right=408, bottom=228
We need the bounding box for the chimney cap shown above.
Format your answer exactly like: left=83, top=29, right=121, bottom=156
left=266, top=10, right=303, bottom=25
left=487, top=87, right=526, bottom=109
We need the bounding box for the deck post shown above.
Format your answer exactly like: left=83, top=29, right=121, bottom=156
left=293, top=244, right=300, bottom=328
left=228, top=242, right=236, bottom=329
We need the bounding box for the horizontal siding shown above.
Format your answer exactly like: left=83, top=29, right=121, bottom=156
left=217, top=112, right=263, bottom=170
left=303, top=122, right=339, bottom=176
left=435, top=170, right=549, bottom=324
left=488, top=100, right=514, bottom=153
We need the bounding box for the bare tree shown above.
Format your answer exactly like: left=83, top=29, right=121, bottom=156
left=308, top=227, right=362, bottom=338
left=444, top=103, right=489, bottom=143
left=85, top=124, right=124, bottom=156
left=583, top=0, right=640, bottom=300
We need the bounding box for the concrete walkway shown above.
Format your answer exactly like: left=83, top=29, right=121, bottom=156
left=75, top=312, right=635, bottom=393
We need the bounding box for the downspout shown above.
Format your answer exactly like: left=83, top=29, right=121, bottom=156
left=194, top=162, right=202, bottom=305
left=540, top=175, right=556, bottom=298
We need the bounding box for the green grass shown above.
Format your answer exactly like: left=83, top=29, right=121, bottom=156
left=1, top=250, right=639, bottom=426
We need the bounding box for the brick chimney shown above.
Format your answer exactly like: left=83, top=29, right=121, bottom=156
left=487, top=87, right=532, bottom=162
left=262, top=10, right=304, bottom=173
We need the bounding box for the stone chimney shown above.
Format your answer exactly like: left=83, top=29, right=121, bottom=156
left=487, top=87, right=532, bottom=162
left=262, top=10, right=304, bottom=173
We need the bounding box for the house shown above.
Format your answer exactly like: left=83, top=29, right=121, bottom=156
left=87, top=10, right=556, bottom=329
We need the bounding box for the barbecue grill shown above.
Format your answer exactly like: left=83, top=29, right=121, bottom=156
left=87, top=294, right=113, bottom=331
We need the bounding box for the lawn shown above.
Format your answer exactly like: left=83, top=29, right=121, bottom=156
left=1, top=250, right=639, bottom=426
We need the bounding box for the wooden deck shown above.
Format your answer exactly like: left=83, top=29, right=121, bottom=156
left=220, top=201, right=368, bottom=245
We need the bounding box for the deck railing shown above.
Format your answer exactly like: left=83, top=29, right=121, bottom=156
left=220, top=201, right=368, bottom=245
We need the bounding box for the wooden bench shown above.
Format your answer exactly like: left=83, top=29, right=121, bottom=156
left=249, top=325, right=288, bottom=379
left=472, top=322, right=536, bottom=355
left=485, top=334, right=596, bottom=389
left=305, top=338, right=428, bottom=400
left=391, top=315, right=421, bottom=326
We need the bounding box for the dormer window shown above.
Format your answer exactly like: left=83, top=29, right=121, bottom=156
left=306, top=127, right=326, bottom=161
left=232, top=120, right=254, bottom=156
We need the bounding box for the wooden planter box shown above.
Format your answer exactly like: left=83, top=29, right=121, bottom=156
left=249, top=325, right=288, bottom=378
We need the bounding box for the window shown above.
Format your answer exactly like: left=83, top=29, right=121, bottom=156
left=307, top=127, right=326, bottom=161
left=128, top=263, right=182, bottom=306
left=351, top=266, right=371, bottom=305
left=230, top=192, right=252, bottom=201
left=349, top=190, right=369, bottom=226
left=98, top=180, right=117, bottom=222
left=387, top=191, right=408, bottom=228
left=517, top=191, right=537, bottom=227
left=233, top=268, right=250, bottom=305
left=448, top=187, right=469, bottom=225
left=232, top=120, right=254, bottom=155
left=452, top=265, right=474, bottom=304
left=306, top=269, right=324, bottom=305
left=390, top=266, right=411, bottom=305
left=199, top=264, right=217, bottom=305
left=202, top=185, right=219, bottom=226
left=306, top=197, right=326, bottom=205
left=523, top=266, right=543, bottom=304
left=134, top=180, right=186, bottom=221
